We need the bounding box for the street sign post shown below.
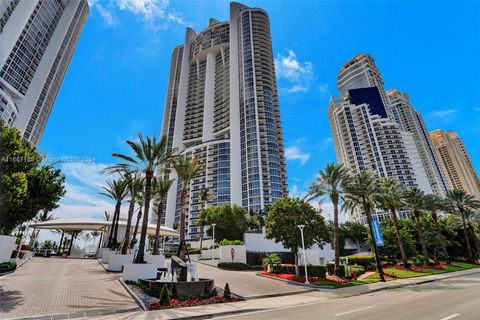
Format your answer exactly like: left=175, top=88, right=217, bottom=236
left=371, top=220, right=384, bottom=247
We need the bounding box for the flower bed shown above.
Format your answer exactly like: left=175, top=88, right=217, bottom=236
left=259, top=271, right=322, bottom=283
left=126, top=280, right=241, bottom=310
left=149, top=295, right=240, bottom=310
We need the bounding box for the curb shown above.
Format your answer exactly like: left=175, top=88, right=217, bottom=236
left=119, top=278, right=148, bottom=311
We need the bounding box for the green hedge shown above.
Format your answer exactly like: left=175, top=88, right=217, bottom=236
left=346, top=256, right=376, bottom=269
left=0, top=262, right=17, bottom=273
left=187, top=248, right=201, bottom=255
left=270, top=264, right=326, bottom=278
left=326, top=263, right=365, bottom=278
left=217, top=262, right=253, bottom=270
left=219, top=239, right=244, bottom=246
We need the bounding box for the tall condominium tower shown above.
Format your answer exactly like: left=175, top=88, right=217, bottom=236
left=337, top=54, right=390, bottom=114
left=0, top=0, right=88, bottom=146
left=332, top=53, right=447, bottom=197
left=387, top=89, right=449, bottom=196
left=430, top=130, right=480, bottom=199
left=161, top=2, right=287, bottom=238
left=328, top=90, right=431, bottom=223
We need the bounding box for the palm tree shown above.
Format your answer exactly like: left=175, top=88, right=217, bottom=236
left=463, top=208, right=480, bottom=259
left=446, top=189, right=480, bottom=263
left=198, top=187, right=214, bottom=250
left=172, top=154, right=203, bottom=260
left=120, top=173, right=143, bottom=254
left=130, top=191, right=144, bottom=249
left=375, top=178, right=408, bottom=267
left=100, top=179, right=128, bottom=249
left=29, top=210, right=56, bottom=246
left=344, top=171, right=386, bottom=282
left=424, top=194, right=450, bottom=263
left=403, top=187, right=429, bottom=265
left=307, top=163, right=347, bottom=276
left=110, top=133, right=175, bottom=263
left=152, top=177, right=173, bottom=255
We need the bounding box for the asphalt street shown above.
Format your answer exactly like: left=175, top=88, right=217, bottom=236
left=215, top=273, right=480, bottom=320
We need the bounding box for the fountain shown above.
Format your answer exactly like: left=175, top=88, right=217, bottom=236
left=139, top=256, right=214, bottom=297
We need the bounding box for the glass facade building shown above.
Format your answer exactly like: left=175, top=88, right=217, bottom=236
left=0, top=0, right=88, bottom=145
left=160, top=3, right=288, bottom=239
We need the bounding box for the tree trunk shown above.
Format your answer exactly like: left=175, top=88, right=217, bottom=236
left=468, top=224, right=480, bottom=260
left=135, top=171, right=152, bottom=264
left=178, top=188, right=188, bottom=260
left=294, top=250, right=299, bottom=277
left=199, top=225, right=204, bottom=250
left=112, top=201, right=121, bottom=249
left=107, top=209, right=116, bottom=248
left=131, top=208, right=142, bottom=249
left=152, top=201, right=164, bottom=255
left=121, top=200, right=135, bottom=254
left=67, top=232, right=75, bottom=255
left=58, top=231, right=65, bottom=253
left=391, top=209, right=408, bottom=267
left=29, top=227, right=37, bottom=246
left=432, top=212, right=449, bottom=263
left=460, top=209, right=475, bottom=263
left=413, top=211, right=429, bottom=265
left=332, top=196, right=341, bottom=276
left=365, top=203, right=386, bottom=282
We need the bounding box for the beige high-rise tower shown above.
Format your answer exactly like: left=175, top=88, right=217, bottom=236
left=430, top=129, right=480, bottom=199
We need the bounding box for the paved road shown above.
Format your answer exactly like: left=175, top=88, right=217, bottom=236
left=195, top=261, right=313, bottom=298
left=215, top=273, right=480, bottom=320
left=0, top=257, right=138, bottom=319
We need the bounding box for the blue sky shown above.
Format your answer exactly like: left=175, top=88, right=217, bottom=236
left=38, top=0, right=480, bottom=226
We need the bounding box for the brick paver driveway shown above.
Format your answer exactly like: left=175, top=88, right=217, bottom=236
left=195, top=262, right=313, bottom=299
left=0, top=257, right=138, bottom=319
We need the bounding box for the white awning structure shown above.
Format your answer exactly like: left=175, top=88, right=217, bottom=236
left=29, top=218, right=179, bottom=237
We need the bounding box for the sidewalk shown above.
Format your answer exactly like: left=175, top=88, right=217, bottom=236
left=89, top=268, right=480, bottom=320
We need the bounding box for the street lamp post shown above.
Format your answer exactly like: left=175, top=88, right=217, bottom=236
left=211, top=223, right=216, bottom=261
left=297, top=224, right=309, bottom=284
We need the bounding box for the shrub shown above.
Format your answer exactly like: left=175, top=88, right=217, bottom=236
left=217, top=262, right=253, bottom=271
left=262, top=253, right=281, bottom=267
left=219, top=239, right=244, bottom=246
left=223, top=283, right=231, bottom=299
left=160, top=285, right=170, bottom=306
left=187, top=248, right=201, bottom=255
left=270, top=264, right=326, bottom=278
left=0, top=262, right=17, bottom=273
left=326, top=263, right=364, bottom=278
left=346, top=256, right=376, bottom=269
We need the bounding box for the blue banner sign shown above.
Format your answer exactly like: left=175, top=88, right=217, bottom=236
left=371, top=220, right=384, bottom=246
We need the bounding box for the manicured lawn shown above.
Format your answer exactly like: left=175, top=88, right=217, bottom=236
left=313, top=262, right=479, bottom=288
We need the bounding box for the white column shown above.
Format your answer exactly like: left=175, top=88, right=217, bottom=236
left=202, top=52, right=216, bottom=142
left=228, top=3, right=244, bottom=206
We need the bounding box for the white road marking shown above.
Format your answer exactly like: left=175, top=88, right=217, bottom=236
left=334, top=305, right=375, bottom=316
left=440, top=314, right=460, bottom=320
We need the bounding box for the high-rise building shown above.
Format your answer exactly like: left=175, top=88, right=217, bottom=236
left=328, top=90, right=431, bottom=223
left=160, top=2, right=287, bottom=238
left=387, top=89, right=449, bottom=196
left=430, top=130, right=480, bottom=199
left=337, top=54, right=390, bottom=114
left=0, top=0, right=88, bottom=146
left=333, top=53, right=447, bottom=197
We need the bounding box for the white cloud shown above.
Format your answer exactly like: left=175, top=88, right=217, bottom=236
left=88, top=0, right=186, bottom=29
left=473, top=107, right=480, bottom=112
left=285, top=146, right=310, bottom=165
left=50, top=162, right=129, bottom=221
left=275, top=49, right=315, bottom=94
left=429, top=109, right=457, bottom=118
left=320, top=137, right=333, bottom=151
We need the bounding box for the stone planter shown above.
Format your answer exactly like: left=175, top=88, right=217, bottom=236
left=107, top=254, right=134, bottom=272
left=0, top=235, right=16, bottom=263
left=97, top=247, right=109, bottom=258
left=122, top=263, right=158, bottom=282
left=101, top=250, right=115, bottom=263
left=145, top=254, right=165, bottom=268
left=140, top=278, right=214, bottom=298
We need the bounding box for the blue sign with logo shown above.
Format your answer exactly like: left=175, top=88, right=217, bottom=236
left=371, top=220, right=384, bottom=246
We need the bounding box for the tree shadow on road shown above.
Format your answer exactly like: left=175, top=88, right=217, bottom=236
left=0, top=286, right=24, bottom=313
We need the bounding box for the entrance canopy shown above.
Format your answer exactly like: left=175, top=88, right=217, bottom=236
left=29, top=218, right=179, bottom=237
